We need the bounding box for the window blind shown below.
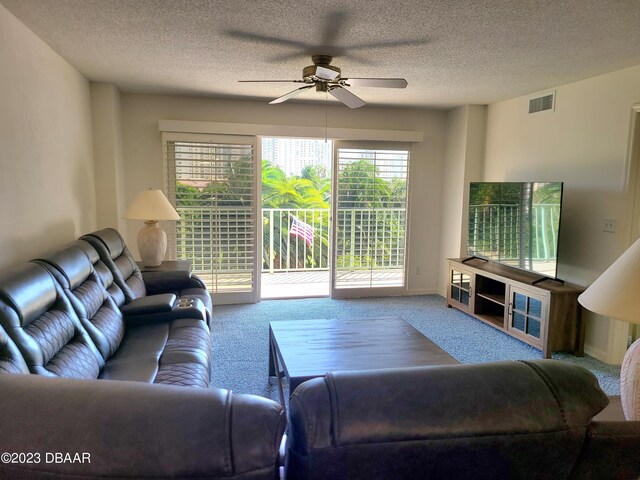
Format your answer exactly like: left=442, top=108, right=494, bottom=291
left=165, top=139, right=256, bottom=295
left=335, top=147, right=409, bottom=288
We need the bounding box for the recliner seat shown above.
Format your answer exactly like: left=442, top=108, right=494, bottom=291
left=81, top=228, right=213, bottom=322
left=0, top=230, right=286, bottom=480
left=285, top=360, right=635, bottom=480
left=35, top=241, right=212, bottom=388
left=0, top=262, right=104, bottom=379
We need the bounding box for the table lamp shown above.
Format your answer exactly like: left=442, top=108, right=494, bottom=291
left=578, top=237, right=640, bottom=420
left=123, top=189, right=180, bottom=267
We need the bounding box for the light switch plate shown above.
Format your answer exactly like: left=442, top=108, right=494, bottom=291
left=603, top=217, right=616, bottom=233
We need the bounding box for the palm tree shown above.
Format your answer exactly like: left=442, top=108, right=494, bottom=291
left=337, top=160, right=394, bottom=209
left=262, top=160, right=330, bottom=208
left=301, top=164, right=331, bottom=203
left=261, top=160, right=332, bottom=269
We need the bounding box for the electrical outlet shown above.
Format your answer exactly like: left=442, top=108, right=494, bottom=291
left=415, top=266, right=421, bottom=275
left=603, top=217, right=616, bottom=233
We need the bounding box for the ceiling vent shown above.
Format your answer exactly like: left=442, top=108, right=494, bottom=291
left=529, top=91, right=555, bottom=114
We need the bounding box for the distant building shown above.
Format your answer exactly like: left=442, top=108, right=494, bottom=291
left=262, top=138, right=331, bottom=177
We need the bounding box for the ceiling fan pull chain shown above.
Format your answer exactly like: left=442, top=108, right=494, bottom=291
left=325, top=91, right=328, bottom=143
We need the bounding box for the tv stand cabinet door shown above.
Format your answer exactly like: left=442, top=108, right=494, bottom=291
left=447, top=264, right=474, bottom=314
left=506, top=285, right=548, bottom=353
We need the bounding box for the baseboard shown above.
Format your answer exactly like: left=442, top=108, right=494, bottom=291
left=406, top=288, right=439, bottom=295
left=584, top=344, right=607, bottom=362
left=331, top=287, right=440, bottom=299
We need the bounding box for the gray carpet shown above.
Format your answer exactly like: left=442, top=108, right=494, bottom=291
left=211, top=295, right=620, bottom=402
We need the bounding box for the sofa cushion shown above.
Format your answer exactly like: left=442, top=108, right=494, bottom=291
left=36, top=243, right=126, bottom=361
left=72, top=239, right=127, bottom=307
left=98, top=322, right=168, bottom=383
left=161, top=318, right=211, bottom=365
left=154, top=362, right=211, bottom=389
left=0, top=263, right=103, bottom=379
left=99, top=319, right=211, bottom=388
left=82, top=228, right=147, bottom=302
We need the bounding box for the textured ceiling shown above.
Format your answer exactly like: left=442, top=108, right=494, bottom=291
left=3, top=0, right=640, bottom=109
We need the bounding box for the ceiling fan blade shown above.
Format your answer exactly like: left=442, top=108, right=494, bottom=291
left=225, top=30, right=309, bottom=50
left=239, top=80, right=306, bottom=83
left=349, top=38, right=429, bottom=51
left=269, top=85, right=314, bottom=104
left=329, top=86, right=366, bottom=109
left=343, top=78, right=408, bottom=88
left=315, top=65, right=340, bottom=81
left=320, top=10, right=349, bottom=46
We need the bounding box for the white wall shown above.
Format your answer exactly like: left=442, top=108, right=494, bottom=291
left=90, top=82, right=126, bottom=234
left=0, top=4, right=96, bottom=269
left=438, top=105, right=486, bottom=295
left=482, top=65, right=640, bottom=362
left=119, top=94, right=447, bottom=294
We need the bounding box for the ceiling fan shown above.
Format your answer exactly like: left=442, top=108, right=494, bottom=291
left=238, top=55, right=408, bottom=109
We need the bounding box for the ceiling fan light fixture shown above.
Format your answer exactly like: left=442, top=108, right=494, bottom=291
left=240, top=55, right=407, bottom=108
left=302, top=64, right=341, bottom=82
left=315, top=65, right=340, bottom=81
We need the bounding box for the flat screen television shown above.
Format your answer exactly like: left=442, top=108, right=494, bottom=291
left=467, top=182, right=564, bottom=279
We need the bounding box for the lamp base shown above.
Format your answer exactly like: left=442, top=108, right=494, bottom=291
left=621, top=337, right=640, bottom=420
left=137, top=220, right=167, bottom=267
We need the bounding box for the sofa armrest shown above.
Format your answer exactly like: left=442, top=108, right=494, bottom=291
left=123, top=296, right=207, bottom=325
left=0, top=374, right=286, bottom=480
left=121, top=293, right=177, bottom=315
left=142, top=269, right=192, bottom=294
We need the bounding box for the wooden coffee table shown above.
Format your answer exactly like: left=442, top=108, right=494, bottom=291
left=268, top=317, right=459, bottom=412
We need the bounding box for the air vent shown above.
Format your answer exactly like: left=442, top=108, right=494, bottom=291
left=529, top=91, right=555, bottom=114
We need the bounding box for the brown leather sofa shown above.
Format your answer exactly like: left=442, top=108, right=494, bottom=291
left=81, top=228, right=213, bottom=323
left=0, top=372, right=285, bottom=480
left=285, top=360, right=640, bottom=480
left=2, top=230, right=640, bottom=479
left=0, top=232, right=286, bottom=479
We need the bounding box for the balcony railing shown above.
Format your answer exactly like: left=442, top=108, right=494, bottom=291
left=263, top=208, right=329, bottom=272
left=262, top=208, right=407, bottom=274
left=174, top=207, right=407, bottom=276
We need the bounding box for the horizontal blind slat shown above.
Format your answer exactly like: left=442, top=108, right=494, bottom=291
left=335, top=146, right=410, bottom=289
left=167, top=139, right=255, bottom=294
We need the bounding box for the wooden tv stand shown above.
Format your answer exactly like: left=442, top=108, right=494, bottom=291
left=447, top=258, right=585, bottom=358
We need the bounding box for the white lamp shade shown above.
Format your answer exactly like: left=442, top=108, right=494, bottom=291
left=578, top=237, right=640, bottom=325
left=123, top=189, right=180, bottom=221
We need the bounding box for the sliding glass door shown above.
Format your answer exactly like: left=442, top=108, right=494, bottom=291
left=163, top=133, right=410, bottom=303
left=164, top=133, right=258, bottom=304
left=332, top=142, right=410, bottom=296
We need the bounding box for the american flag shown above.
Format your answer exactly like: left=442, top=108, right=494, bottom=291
left=289, top=216, right=314, bottom=246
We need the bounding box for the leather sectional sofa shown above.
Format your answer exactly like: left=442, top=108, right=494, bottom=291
left=1, top=229, right=640, bottom=479
left=285, top=360, right=640, bottom=480
left=0, top=229, right=286, bottom=479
